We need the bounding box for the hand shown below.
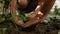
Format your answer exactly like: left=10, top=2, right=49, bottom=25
left=28, top=10, right=43, bottom=19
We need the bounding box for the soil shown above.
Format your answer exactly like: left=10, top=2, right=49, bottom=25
left=0, top=21, right=58, bottom=34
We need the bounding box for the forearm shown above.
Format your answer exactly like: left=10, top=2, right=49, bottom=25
left=13, top=14, right=43, bottom=28
left=10, top=0, right=17, bottom=15
left=22, top=0, right=56, bottom=28
left=10, top=0, right=56, bottom=28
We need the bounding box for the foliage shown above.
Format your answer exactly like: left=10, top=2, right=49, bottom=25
left=48, top=6, right=60, bottom=30
left=18, top=13, right=29, bottom=22
left=53, top=5, right=60, bottom=16
left=1, top=28, right=7, bottom=34
left=3, top=0, right=11, bottom=9
left=0, top=0, right=59, bottom=34
left=0, top=17, right=5, bottom=23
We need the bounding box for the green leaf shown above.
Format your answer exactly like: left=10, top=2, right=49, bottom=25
left=1, top=28, right=7, bottom=34
left=0, top=17, right=5, bottom=23
left=10, top=13, right=17, bottom=20
left=19, top=14, right=29, bottom=22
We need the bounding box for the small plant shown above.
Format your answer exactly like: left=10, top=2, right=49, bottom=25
left=48, top=5, right=60, bottom=30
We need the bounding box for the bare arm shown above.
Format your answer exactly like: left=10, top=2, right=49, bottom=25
left=10, top=0, right=56, bottom=28
left=28, top=0, right=45, bottom=19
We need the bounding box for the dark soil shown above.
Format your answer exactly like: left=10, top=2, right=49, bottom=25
left=0, top=21, right=58, bottom=34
